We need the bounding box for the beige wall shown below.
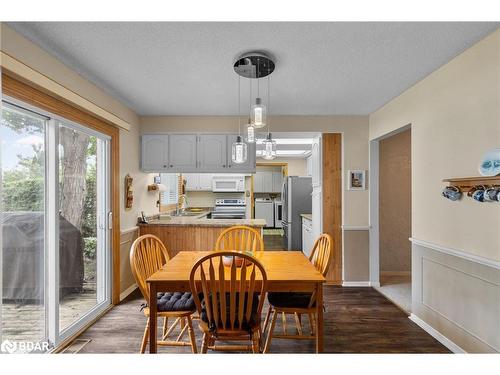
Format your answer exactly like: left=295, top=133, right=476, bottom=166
left=370, top=29, right=500, bottom=261
left=119, top=126, right=159, bottom=230
left=141, top=115, right=370, bottom=227
left=379, top=128, right=411, bottom=272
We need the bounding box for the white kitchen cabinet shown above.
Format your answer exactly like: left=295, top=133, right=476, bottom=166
left=198, top=134, right=227, bottom=170
left=183, top=173, right=213, bottom=191
left=227, top=134, right=256, bottom=173
left=183, top=173, right=199, bottom=191
left=254, top=171, right=273, bottom=192
left=141, top=133, right=256, bottom=173
left=169, top=134, right=197, bottom=170
left=311, top=136, right=322, bottom=187
left=272, top=171, right=283, bottom=193
left=302, top=216, right=314, bottom=257
left=141, top=135, right=169, bottom=171
left=198, top=174, right=214, bottom=190
left=306, top=155, right=313, bottom=176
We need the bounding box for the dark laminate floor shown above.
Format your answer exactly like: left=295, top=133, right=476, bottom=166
left=70, top=286, right=449, bottom=354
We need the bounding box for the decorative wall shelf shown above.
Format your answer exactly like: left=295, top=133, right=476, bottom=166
left=443, top=176, right=500, bottom=189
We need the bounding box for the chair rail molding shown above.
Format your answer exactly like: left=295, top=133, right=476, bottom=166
left=410, top=237, right=500, bottom=270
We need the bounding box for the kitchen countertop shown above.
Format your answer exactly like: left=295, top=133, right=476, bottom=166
left=139, top=210, right=266, bottom=227
left=300, top=213, right=312, bottom=221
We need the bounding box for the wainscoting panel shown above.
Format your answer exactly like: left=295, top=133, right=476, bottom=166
left=412, top=241, right=500, bottom=353
left=343, top=228, right=369, bottom=282
left=119, top=227, right=139, bottom=300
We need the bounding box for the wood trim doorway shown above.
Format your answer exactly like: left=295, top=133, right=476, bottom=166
left=322, top=133, right=342, bottom=284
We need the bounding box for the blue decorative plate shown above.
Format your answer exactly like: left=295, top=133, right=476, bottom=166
left=478, top=148, right=500, bottom=177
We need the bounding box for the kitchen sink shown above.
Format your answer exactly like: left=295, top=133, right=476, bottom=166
left=170, top=211, right=204, bottom=217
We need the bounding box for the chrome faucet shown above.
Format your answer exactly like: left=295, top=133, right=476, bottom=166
left=176, top=194, right=188, bottom=215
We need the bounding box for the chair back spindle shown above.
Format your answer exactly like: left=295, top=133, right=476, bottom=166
left=190, top=251, right=267, bottom=332
left=130, top=234, right=170, bottom=301
left=215, top=226, right=264, bottom=252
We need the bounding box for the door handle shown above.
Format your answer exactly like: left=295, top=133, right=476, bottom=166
left=107, top=212, right=113, bottom=230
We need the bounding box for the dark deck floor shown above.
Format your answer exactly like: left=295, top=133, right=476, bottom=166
left=68, top=286, right=449, bottom=354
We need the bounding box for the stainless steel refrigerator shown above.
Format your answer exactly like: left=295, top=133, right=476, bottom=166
left=282, top=176, right=313, bottom=250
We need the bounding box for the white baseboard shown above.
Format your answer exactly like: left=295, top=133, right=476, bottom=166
left=409, top=313, right=466, bottom=353
left=342, top=281, right=371, bottom=287
left=119, top=284, right=138, bottom=302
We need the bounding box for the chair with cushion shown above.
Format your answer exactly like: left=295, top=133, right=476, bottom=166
left=130, top=234, right=197, bottom=353
left=215, top=225, right=264, bottom=252
left=189, top=251, right=268, bottom=353
left=262, top=233, right=332, bottom=353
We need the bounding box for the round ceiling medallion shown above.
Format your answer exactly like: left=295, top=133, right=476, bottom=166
left=233, top=51, right=275, bottom=79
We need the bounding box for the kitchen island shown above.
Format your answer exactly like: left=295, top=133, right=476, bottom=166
left=139, top=211, right=266, bottom=256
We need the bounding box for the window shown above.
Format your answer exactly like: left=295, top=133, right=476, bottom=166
left=160, top=173, right=180, bottom=205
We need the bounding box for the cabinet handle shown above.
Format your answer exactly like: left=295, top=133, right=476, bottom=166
left=223, top=165, right=226, bottom=168
left=169, top=165, right=173, bottom=168
left=228, top=165, right=232, bottom=168
left=163, top=164, right=167, bottom=168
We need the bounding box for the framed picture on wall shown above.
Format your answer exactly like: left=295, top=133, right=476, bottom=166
left=348, top=170, right=366, bottom=190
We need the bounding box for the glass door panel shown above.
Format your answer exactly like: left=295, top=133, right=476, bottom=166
left=57, top=122, right=110, bottom=335
left=1, top=103, right=48, bottom=345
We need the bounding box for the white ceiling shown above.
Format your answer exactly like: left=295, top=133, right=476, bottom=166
left=7, top=22, right=499, bottom=116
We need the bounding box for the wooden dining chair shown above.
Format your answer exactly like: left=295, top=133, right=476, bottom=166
left=215, top=225, right=265, bottom=252
left=130, top=234, right=197, bottom=353
left=262, top=233, right=332, bottom=353
left=189, top=251, right=268, bottom=353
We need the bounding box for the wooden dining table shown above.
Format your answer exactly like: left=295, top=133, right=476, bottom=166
left=146, top=250, right=326, bottom=353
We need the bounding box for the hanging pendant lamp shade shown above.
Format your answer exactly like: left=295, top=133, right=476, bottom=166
left=232, top=135, right=248, bottom=164
left=251, top=97, right=267, bottom=128
left=262, top=132, right=277, bottom=160
left=245, top=118, right=256, bottom=143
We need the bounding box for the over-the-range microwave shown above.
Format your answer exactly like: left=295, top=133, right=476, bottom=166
left=212, top=175, right=245, bottom=192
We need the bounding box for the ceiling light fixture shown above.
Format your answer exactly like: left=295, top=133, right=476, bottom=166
left=233, top=51, right=276, bottom=159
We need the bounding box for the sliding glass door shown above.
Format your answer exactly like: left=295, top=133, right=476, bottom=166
left=1, top=98, right=111, bottom=352
left=1, top=104, right=48, bottom=347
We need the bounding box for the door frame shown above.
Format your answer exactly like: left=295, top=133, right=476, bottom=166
left=369, top=124, right=411, bottom=287
left=2, top=73, right=121, bottom=348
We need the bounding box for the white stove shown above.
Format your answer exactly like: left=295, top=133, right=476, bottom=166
left=212, top=198, right=246, bottom=219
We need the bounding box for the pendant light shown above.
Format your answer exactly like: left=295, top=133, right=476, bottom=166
left=262, top=132, right=277, bottom=160
left=245, top=118, right=255, bottom=143
left=232, top=75, right=248, bottom=164
left=251, top=57, right=267, bottom=128
left=245, top=79, right=256, bottom=143
left=261, top=74, right=277, bottom=160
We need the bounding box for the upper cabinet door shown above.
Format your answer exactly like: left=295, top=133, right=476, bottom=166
left=262, top=171, right=273, bottom=192
left=169, top=134, right=197, bottom=170
left=253, top=171, right=264, bottom=193
left=227, top=134, right=256, bottom=172
left=272, top=171, right=283, bottom=193
left=198, top=174, right=214, bottom=191
left=141, top=135, right=169, bottom=171
left=183, top=173, right=199, bottom=191
left=198, top=134, right=227, bottom=170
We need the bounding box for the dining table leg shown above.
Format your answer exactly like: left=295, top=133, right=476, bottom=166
left=315, top=282, right=324, bottom=353
left=149, top=282, right=157, bottom=353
